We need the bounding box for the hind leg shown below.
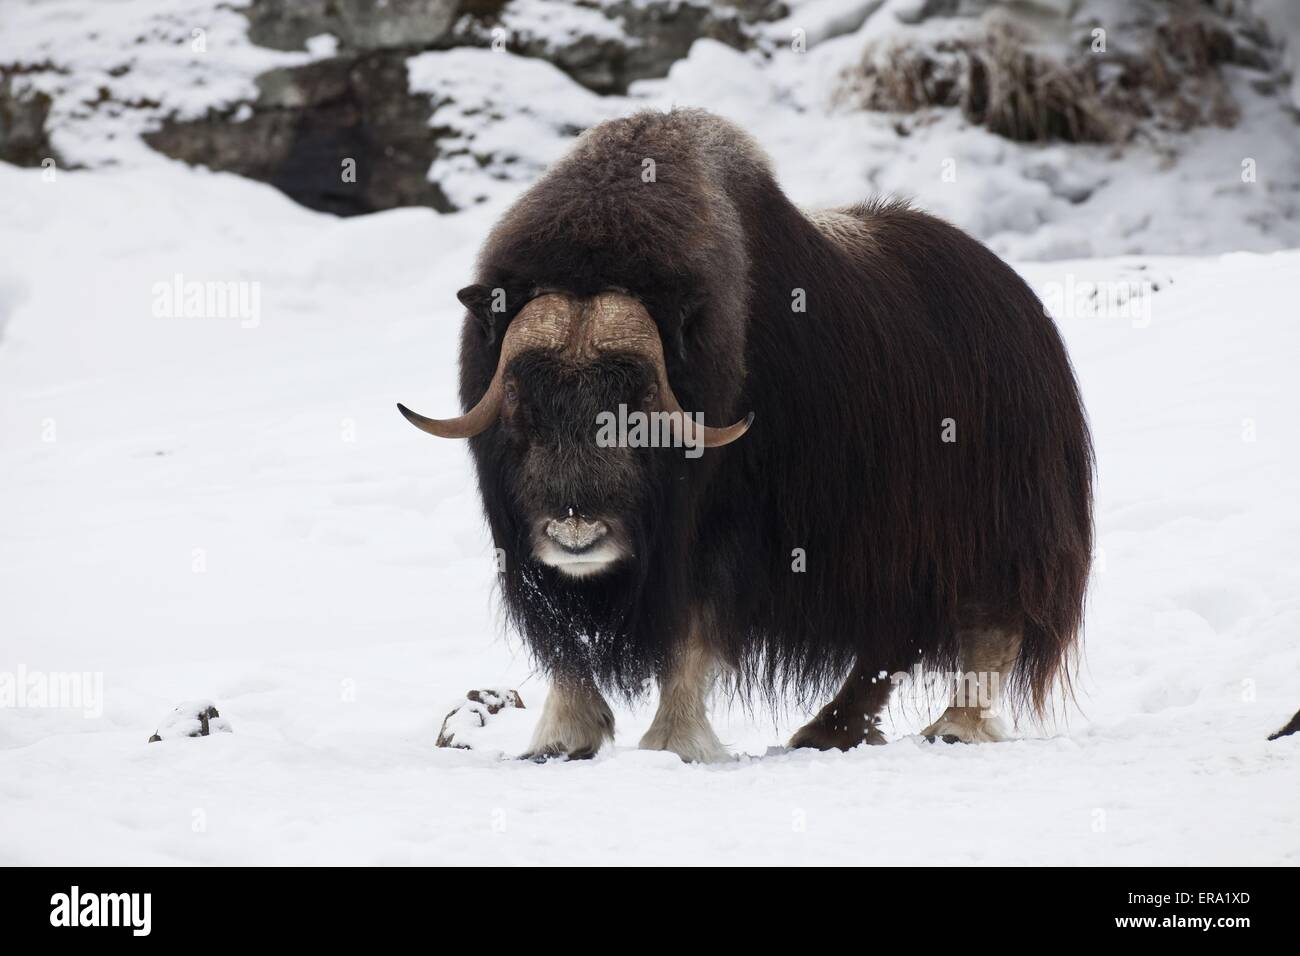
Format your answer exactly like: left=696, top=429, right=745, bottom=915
left=921, top=627, right=1022, bottom=743
left=789, top=659, right=894, bottom=751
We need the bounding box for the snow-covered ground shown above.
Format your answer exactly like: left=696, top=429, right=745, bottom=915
left=1, top=154, right=1297, bottom=865
left=2, top=0, right=1299, bottom=865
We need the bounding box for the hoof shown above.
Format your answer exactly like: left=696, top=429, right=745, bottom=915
left=522, top=685, right=614, bottom=760
left=638, top=727, right=731, bottom=764
left=517, top=749, right=596, bottom=763
left=789, top=717, right=886, bottom=752
left=519, top=751, right=556, bottom=764
left=920, top=707, right=1010, bottom=744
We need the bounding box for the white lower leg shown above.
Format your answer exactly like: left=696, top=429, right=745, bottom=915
left=639, top=630, right=729, bottom=763
left=922, top=627, right=1022, bottom=743
left=525, top=676, right=614, bottom=758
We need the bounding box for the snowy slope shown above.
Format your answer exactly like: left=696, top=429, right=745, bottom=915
left=1, top=157, right=1297, bottom=865
left=6, top=0, right=1300, bottom=260
left=406, top=32, right=1300, bottom=261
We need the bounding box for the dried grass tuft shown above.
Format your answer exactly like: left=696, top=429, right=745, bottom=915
left=838, top=3, right=1262, bottom=144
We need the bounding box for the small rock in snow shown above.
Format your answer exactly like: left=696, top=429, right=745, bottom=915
left=148, top=700, right=232, bottom=743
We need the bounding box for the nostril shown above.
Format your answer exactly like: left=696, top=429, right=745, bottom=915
left=546, top=516, right=609, bottom=552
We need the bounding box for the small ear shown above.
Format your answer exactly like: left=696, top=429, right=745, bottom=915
left=457, top=284, right=498, bottom=344
left=672, top=292, right=707, bottom=359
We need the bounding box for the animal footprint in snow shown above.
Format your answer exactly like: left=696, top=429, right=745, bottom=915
left=148, top=700, right=233, bottom=743
left=436, top=689, right=525, bottom=749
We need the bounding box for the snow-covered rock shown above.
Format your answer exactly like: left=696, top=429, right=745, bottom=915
left=148, top=701, right=233, bottom=743
left=436, top=689, right=527, bottom=749
left=498, top=0, right=759, bottom=94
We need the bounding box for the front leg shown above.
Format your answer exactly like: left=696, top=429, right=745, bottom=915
left=639, top=625, right=730, bottom=764
left=522, top=674, right=614, bottom=760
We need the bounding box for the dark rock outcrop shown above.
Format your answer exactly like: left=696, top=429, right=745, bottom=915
left=243, top=0, right=462, bottom=53
left=505, top=0, right=759, bottom=95
left=143, top=0, right=786, bottom=214
left=145, top=52, right=453, bottom=216
left=0, top=73, right=60, bottom=168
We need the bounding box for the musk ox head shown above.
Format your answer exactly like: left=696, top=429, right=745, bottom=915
left=398, top=290, right=751, bottom=579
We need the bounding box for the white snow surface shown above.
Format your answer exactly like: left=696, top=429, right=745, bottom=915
left=1, top=157, right=1297, bottom=865
left=2, top=0, right=1299, bottom=865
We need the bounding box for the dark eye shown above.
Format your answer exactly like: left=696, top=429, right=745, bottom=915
left=641, top=383, right=659, bottom=408
left=503, top=380, right=519, bottom=406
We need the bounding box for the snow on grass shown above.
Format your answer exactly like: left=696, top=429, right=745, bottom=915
left=0, top=154, right=1297, bottom=865
left=623, top=23, right=1300, bottom=260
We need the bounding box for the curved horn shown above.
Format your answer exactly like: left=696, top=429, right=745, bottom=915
left=660, top=384, right=754, bottom=448
left=396, top=391, right=501, bottom=439
left=397, top=295, right=575, bottom=439
left=587, top=293, right=753, bottom=449
left=398, top=292, right=753, bottom=448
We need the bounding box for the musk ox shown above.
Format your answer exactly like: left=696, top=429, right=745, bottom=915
left=399, top=108, right=1093, bottom=762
